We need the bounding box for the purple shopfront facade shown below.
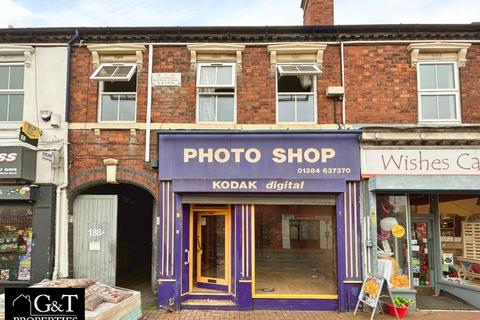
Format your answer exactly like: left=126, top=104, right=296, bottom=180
left=156, top=131, right=362, bottom=311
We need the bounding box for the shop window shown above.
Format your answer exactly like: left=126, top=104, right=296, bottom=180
left=0, top=63, right=24, bottom=122
left=417, top=62, right=460, bottom=122
left=409, top=194, right=432, bottom=215
left=196, top=63, right=235, bottom=123
left=254, top=205, right=336, bottom=296
left=276, top=64, right=319, bottom=123
left=90, top=63, right=137, bottom=122
left=376, top=195, right=411, bottom=289
left=0, top=204, right=33, bottom=281
left=439, top=194, right=480, bottom=289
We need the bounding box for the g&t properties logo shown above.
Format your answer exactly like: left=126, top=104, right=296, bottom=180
left=5, top=288, right=85, bottom=320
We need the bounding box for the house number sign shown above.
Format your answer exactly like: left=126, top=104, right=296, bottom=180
left=88, top=228, right=105, bottom=237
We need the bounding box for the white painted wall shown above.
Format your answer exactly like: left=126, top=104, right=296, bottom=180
left=0, top=45, right=68, bottom=185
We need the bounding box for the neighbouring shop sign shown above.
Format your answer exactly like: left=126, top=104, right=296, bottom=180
left=158, top=133, right=360, bottom=181
left=362, top=148, right=480, bottom=176
left=19, top=121, right=40, bottom=147
left=0, top=185, right=36, bottom=200
left=0, top=146, right=36, bottom=181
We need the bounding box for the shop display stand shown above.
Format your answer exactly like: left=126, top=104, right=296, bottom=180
left=354, top=275, right=399, bottom=320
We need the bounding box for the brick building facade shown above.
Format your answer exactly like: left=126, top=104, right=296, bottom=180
left=64, top=21, right=480, bottom=310
left=1, top=0, right=480, bottom=313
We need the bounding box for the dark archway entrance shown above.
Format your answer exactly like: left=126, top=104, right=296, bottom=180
left=74, top=183, right=155, bottom=307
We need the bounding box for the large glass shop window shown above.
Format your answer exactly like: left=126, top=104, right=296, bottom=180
left=0, top=204, right=33, bottom=281
left=439, top=194, right=480, bottom=289
left=376, top=195, right=410, bottom=288
left=254, top=205, right=336, bottom=296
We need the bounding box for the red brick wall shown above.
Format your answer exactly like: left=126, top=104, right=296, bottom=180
left=67, top=43, right=480, bottom=192
left=460, top=44, right=480, bottom=123
left=69, top=47, right=149, bottom=123
left=343, top=44, right=480, bottom=124
left=302, top=0, right=334, bottom=25
left=68, top=129, right=158, bottom=194
left=344, top=45, right=418, bottom=124
left=237, top=46, right=342, bottom=124
left=152, top=46, right=195, bottom=123
left=320, top=46, right=342, bottom=124
left=69, top=47, right=157, bottom=195
left=148, top=45, right=343, bottom=124
left=69, top=47, right=97, bottom=123
left=69, top=43, right=480, bottom=127
left=237, top=46, right=275, bottom=124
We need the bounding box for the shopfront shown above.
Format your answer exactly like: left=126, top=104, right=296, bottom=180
left=156, top=131, right=362, bottom=311
left=362, top=146, right=480, bottom=309
left=0, top=146, right=56, bottom=291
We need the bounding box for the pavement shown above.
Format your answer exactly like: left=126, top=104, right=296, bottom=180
left=141, top=309, right=480, bottom=320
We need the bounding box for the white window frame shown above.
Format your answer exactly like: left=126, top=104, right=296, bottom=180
left=90, top=63, right=137, bottom=81
left=276, top=63, right=318, bottom=124
left=97, top=79, right=137, bottom=123
left=277, top=64, right=322, bottom=76
left=196, top=63, right=237, bottom=124
left=417, top=61, right=461, bottom=124
left=0, top=62, right=25, bottom=123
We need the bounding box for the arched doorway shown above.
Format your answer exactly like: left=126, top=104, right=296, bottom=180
left=72, top=183, right=156, bottom=307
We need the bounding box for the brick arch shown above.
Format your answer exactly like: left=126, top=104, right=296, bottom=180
left=67, top=167, right=159, bottom=279
left=69, top=167, right=159, bottom=205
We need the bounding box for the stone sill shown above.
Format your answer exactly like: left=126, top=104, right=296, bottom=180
left=68, top=123, right=344, bottom=130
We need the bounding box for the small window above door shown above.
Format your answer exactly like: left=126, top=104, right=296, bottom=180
left=90, top=63, right=137, bottom=81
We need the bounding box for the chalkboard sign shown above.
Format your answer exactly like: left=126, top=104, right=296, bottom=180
left=354, top=274, right=399, bottom=320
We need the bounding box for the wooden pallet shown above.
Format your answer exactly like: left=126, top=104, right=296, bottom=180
left=86, top=286, right=141, bottom=320
left=462, top=222, right=480, bottom=260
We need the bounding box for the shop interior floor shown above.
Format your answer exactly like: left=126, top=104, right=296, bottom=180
left=254, top=258, right=337, bottom=296
left=416, top=292, right=477, bottom=310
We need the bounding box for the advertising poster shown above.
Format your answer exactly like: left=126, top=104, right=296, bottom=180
left=358, top=274, right=384, bottom=308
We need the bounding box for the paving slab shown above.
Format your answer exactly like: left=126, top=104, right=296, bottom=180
left=141, top=309, right=480, bottom=320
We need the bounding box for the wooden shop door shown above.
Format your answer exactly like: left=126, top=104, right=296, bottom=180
left=195, top=210, right=230, bottom=291
left=73, top=195, right=117, bottom=285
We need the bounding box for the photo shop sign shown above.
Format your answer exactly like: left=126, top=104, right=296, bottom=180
left=157, top=133, right=361, bottom=185
left=362, top=148, right=480, bottom=176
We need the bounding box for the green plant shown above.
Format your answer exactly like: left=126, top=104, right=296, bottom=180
left=393, top=296, right=414, bottom=308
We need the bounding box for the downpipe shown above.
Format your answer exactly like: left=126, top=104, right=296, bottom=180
left=53, top=29, right=78, bottom=280
left=52, top=142, right=69, bottom=279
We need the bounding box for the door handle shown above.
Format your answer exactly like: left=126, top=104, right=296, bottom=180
left=184, top=249, right=190, bottom=265
left=428, top=239, right=434, bottom=270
